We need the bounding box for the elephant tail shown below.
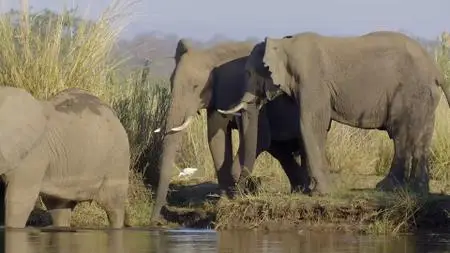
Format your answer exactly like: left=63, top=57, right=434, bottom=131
left=437, top=73, right=450, bottom=108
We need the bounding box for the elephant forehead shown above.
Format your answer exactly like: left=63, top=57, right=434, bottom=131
left=172, top=61, right=209, bottom=87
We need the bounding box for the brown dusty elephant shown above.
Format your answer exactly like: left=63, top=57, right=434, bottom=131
left=0, top=86, right=130, bottom=228
left=151, top=39, right=311, bottom=222
left=219, top=31, right=450, bottom=195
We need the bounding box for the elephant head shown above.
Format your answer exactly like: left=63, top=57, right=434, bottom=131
left=0, top=86, right=48, bottom=175
left=217, top=37, right=292, bottom=115
left=151, top=39, right=254, bottom=221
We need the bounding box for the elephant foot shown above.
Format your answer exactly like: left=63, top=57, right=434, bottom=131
left=295, top=188, right=313, bottom=196
left=149, top=219, right=168, bottom=227
left=306, top=176, right=331, bottom=196
left=408, top=179, right=430, bottom=196
left=292, top=176, right=317, bottom=196
left=291, top=184, right=312, bottom=196
left=149, top=213, right=169, bottom=227
left=221, top=186, right=239, bottom=200
left=375, top=175, right=405, bottom=192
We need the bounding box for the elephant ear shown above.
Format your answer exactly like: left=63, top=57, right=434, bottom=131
left=0, top=87, right=48, bottom=173
left=174, top=38, right=192, bottom=63
left=262, top=37, right=291, bottom=99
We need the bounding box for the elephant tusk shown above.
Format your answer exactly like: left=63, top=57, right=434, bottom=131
left=217, top=102, right=247, bottom=115
left=168, top=116, right=194, bottom=133
left=153, top=128, right=161, bottom=133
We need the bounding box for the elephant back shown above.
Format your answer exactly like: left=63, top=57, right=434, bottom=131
left=42, top=87, right=130, bottom=183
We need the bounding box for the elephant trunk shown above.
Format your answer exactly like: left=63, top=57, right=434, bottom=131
left=151, top=93, right=197, bottom=221
left=237, top=103, right=260, bottom=178
left=151, top=131, right=182, bottom=221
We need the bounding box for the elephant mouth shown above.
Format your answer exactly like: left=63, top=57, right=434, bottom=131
left=153, top=115, right=194, bottom=134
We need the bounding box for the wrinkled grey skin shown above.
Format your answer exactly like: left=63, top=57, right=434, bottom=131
left=151, top=40, right=311, bottom=222
left=0, top=87, right=130, bottom=228
left=219, top=31, right=449, bottom=195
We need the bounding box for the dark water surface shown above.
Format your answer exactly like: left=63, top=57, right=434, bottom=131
left=1, top=228, right=450, bottom=253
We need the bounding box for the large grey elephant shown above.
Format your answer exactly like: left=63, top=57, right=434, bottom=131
left=151, top=39, right=311, bottom=222
left=0, top=86, right=130, bottom=228
left=219, top=31, right=449, bottom=195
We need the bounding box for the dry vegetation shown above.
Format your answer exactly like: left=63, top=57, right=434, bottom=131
left=1, top=1, right=450, bottom=234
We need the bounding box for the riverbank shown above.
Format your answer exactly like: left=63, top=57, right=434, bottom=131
left=156, top=175, right=450, bottom=235
left=26, top=174, right=450, bottom=235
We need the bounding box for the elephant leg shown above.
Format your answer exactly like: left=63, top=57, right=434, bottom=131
left=409, top=85, right=441, bottom=195
left=297, top=89, right=332, bottom=195
left=41, top=194, right=77, bottom=227
left=3, top=146, right=48, bottom=228
left=375, top=129, right=410, bottom=191
left=377, top=84, right=439, bottom=193
left=207, top=109, right=234, bottom=196
left=408, top=92, right=438, bottom=195
left=409, top=116, right=434, bottom=195
left=232, top=147, right=264, bottom=196
left=96, top=183, right=128, bottom=228
left=268, top=140, right=312, bottom=194
left=96, top=169, right=129, bottom=228
left=234, top=104, right=270, bottom=196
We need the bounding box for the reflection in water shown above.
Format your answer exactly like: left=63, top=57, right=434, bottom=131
left=1, top=228, right=450, bottom=253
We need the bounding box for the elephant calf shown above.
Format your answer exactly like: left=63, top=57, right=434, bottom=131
left=0, top=87, right=130, bottom=228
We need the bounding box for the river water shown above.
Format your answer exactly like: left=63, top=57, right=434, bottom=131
left=1, top=228, right=450, bottom=253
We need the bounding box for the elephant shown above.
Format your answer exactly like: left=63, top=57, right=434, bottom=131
left=0, top=86, right=130, bottom=228
left=151, top=39, right=311, bottom=222
left=218, top=31, right=450, bottom=196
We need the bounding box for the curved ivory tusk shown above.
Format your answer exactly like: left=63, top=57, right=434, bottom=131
left=168, top=116, right=194, bottom=133
left=153, top=128, right=162, bottom=133
left=217, top=102, right=247, bottom=115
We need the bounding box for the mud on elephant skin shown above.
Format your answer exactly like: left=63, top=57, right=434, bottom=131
left=0, top=86, right=130, bottom=228
left=151, top=39, right=312, bottom=223
left=219, top=31, right=450, bottom=196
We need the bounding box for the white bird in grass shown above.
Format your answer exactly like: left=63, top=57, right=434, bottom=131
left=178, top=167, right=198, bottom=178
